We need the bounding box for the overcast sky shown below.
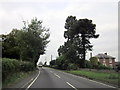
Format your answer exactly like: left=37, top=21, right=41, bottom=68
left=0, top=0, right=118, bottom=65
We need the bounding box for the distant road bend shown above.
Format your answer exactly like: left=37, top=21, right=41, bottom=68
left=26, top=67, right=118, bottom=90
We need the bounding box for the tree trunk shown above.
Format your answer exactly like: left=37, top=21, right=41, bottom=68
left=82, top=34, right=85, bottom=68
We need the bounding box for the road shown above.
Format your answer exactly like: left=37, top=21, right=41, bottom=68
left=27, top=67, right=117, bottom=90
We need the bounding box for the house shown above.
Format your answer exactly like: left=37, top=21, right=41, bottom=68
left=115, top=62, right=120, bottom=69
left=94, top=53, right=116, bottom=68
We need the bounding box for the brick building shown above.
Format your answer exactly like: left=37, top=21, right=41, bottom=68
left=94, top=53, right=116, bottom=68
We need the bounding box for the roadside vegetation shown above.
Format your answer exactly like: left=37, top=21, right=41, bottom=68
left=65, top=70, right=119, bottom=86
left=1, top=58, right=35, bottom=87
left=50, top=15, right=119, bottom=88
left=2, top=18, right=50, bottom=66
left=50, top=16, right=100, bottom=70
left=3, top=70, right=35, bottom=88
left=50, top=16, right=120, bottom=71
left=1, top=18, right=50, bottom=87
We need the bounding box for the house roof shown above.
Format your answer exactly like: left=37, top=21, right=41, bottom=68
left=94, top=53, right=115, bottom=59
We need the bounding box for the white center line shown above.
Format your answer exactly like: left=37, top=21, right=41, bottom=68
left=54, top=73, right=61, bottom=78
left=66, top=82, right=78, bottom=90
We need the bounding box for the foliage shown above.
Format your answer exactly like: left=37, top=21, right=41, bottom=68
left=2, top=30, right=21, bottom=59
left=66, top=70, right=118, bottom=85
left=89, top=57, right=113, bottom=70
left=90, top=57, right=98, bottom=68
left=85, top=60, right=92, bottom=68
left=2, top=18, right=50, bottom=66
left=20, top=61, right=35, bottom=72
left=50, top=60, right=56, bottom=66
left=43, top=61, right=47, bottom=66
left=55, top=55, right=68, bottom=70
left=1, top=58, right=35, bottom=82
left=57, top=15, right=99, bottom=69
left=50, top=55, right=69, bottom=70
left=67, top=63, right=78, bottom=70
left=97, top=64, right=112, bottom=70
left=3, top=71, right=35, bottom=87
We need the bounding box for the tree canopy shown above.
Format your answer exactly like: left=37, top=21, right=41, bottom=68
left=57, top=16, right=99, bottom=68
left=2, top=18, right=50, bottom=66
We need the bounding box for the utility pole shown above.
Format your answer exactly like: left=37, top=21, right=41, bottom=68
left=44, top=57, right=47, bottom=66
left=51, top=55, right=52, bottom=61
left=90, top=52, right=92, bottom=58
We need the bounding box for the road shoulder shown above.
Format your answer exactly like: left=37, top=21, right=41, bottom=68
left=5, top=69, right=39, bottom=88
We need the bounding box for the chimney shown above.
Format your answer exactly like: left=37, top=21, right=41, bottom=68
left=104, top=53, right=107, bottom=55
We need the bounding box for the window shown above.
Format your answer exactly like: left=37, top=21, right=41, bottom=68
left=109, top=59, right=112, bottom=63
left=109, top=64, right=113, bottom=67
left=103, top=60, right=106, bottom=63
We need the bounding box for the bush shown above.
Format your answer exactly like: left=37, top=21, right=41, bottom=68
left=67, top=63, right=77, bottom=70
left=1, top=58, right=35, bottom=81
left=108, top=74, right=118, bottom=79
left=90, top=57, right=98, bottom=67
left=97, top=64, right=112, bottom=70
left=20, top=61, right=35, bottom=72
left=85, top=60, right=92, bottom=69
left=50, top=65, right=58, bottom=69
left=2, top=58, right=19, bottom=81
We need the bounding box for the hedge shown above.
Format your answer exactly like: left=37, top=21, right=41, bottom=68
left=67, top=63, right=77, bottom=70
left=1, top=58, right=35, bottom=82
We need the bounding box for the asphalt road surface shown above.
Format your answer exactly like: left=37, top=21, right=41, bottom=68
left=26, top=67, right=118, bottom=90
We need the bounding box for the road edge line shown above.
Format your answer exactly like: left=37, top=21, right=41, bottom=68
left=49, top=67, right=117, bottom=89
left=26, top=70, right=41, bottom=90
left=61, top=71, right=117, bottom=88
left=21, top=78, right=33, bottom=88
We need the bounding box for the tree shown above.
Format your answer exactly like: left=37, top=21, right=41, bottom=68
left=2, top=29, right=21, bottom=59
left=55, top=55, right=68, bottom=70
left=20, top=18, right=50, bottom=65
left=58, top=41, right=80, bottom=69
left=64, top=16, right=99, bottom=68
left=57, top=16, right=99, bottom=69
left=90, top=57, right=98, bottom=68
left=50, top=60, right=56, bottom=66
left=2, top=18, right=50, bottom=66
left=44, top=61, right=47, bottom=66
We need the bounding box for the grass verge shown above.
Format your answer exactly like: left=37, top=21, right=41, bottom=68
left=65, top=70, right=119, bottom=87
left=3, top=71, right=36, bottom=88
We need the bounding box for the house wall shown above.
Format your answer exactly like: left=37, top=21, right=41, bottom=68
left=98, top=58, right=115, bottom=68
left=111, top=58, right=116, bottom=68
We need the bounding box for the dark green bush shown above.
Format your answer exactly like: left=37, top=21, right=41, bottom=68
left=85, top=60, right=92, bottom=69
left=97, top=64, right=112, bottom=70
left=67, top=63, right=77, bottom=70
left=20, top=61, right=35, bottom=72
left=1, top=58, right=35, bottom=81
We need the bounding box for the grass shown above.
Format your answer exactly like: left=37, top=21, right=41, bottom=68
left=3, top=71, right=35, bottom=88
left=65, top=70, right=119, bottom=86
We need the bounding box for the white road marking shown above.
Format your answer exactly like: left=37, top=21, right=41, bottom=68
left=50, top=71, right=53, bottom=73
left=59, top=70, right=116, bottom=88
left=54, top=73, right=61, bottom=78
left=26, top=70, right=41, bottom=90
left=66, top=82, right=78, bottom=90
left=21, top=78, right=33, bottom=88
